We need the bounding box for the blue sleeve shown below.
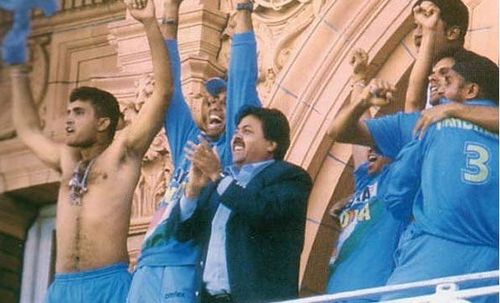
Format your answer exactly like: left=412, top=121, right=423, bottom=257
left=382, top=139, right=424, bottom=220
left=365, top=112, right=420, bottom=159
left=163, top=40, right=199, bottom=168
left=224, top=32, right=262, bottom=161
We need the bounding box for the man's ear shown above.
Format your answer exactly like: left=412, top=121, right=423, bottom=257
left=97, top=117, right=111, bottom=132
left=267, top=141, right=278, bottom=154
left=446, top=26, right=462, bottom=42
left=464, top=82, right=480, bottom=100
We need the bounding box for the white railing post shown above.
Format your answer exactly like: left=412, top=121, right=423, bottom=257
left=429, top=283, right=471, bottom=303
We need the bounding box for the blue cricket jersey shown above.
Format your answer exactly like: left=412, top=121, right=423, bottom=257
left=326, top=162, right=409, bottom=300
left=415, top=105, right=498, bottom=247
left=378, top=100, right=499, bottom=303
left=365, top=112, right=420, bottom=159
left=372, top=100, right=498, bottom=247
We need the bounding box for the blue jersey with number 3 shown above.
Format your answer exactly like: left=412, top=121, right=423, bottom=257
left=416, top=113, right=499, bottom=247
left=367, top=101, right=498, bottom=247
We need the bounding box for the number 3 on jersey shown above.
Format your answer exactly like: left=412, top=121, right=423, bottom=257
left=462, top=142, right=490, bottom=184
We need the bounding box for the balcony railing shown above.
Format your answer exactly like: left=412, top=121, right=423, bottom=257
left=285, top=271, right=499, bottom=303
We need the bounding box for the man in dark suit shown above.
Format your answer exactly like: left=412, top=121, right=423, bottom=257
left=175, top=106, right=313, bottom=303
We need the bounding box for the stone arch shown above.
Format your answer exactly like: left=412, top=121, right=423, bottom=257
left=259, top=0, right=497, bottom=295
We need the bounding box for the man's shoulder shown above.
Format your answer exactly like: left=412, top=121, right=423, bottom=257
left=370, top=111, right=420, bottom=123
left=427, top=116, right=499, bottom=140
left=59, top=145, right=81, bottom=172
left=261, top=161, right=312, bottom=182
left=366, top=111, right=420, bottom=137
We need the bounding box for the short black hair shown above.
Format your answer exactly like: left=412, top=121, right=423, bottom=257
left=452, top=50, right=499, bottom=103
left=235, top=106, right=291, bottom=160
left=69, top=86, right=121, bottom=138
left=414, top=0, right=469, bottom=42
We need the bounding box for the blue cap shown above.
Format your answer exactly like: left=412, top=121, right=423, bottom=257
left=205, top=77, right=227, bottom=97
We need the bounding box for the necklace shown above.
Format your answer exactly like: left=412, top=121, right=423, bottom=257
left=68, top=159, right=95, bottom=206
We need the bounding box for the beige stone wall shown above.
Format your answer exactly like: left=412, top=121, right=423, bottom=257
left=0, top=0, right=497, bottom=297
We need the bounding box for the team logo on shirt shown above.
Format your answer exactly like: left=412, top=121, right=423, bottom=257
left=338, top=203, right=371, bottom=228
left=142, top=181, right=186, bottom=242
left=332, top=182, right=378, bottom=261
left=338, top=182, right=377, bottom=228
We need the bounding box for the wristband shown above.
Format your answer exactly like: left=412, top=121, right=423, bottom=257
left=10, top=66, right=30, bottom=78
left=161, top=18, right=177, bottom=25
left=236, top=2, right=254, bottom=11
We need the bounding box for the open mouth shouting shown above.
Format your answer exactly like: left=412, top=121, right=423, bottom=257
left=232, top=137, right=245, bottom=152
left=207, top=114, right=223, bottom=131
left=368, top=153, right=378, bottom=162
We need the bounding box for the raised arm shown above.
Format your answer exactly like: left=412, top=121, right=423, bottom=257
left=10, top=65, right=62, bottom=171
left=405, top=2, right=443, bottom=113
left=342, top=49, right=372, bottom=168
left=123, top=0, right=173, bottom=157
left=160, top=0, right=200, bottom=167
left=224, top=2, right=261, bottom=156
left=327, top=78, right=396, bottom=147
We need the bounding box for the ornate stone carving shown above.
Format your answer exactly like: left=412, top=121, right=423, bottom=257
left=255, top=0, right=297, bottom=10
left=256, top=0, right=323, bottom=101
left=121, top=74, right=172, bottom=219
left=59, top=0, right=120, bottom=12
left=254, top=0, right=325, bottom=15
left=219, top=0, right=325, bottom=101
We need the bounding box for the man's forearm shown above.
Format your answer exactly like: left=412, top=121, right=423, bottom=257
left=161, top=0, right=180, bottom=39
left=10, top=65, right=62, bottom=170
left=145, top=19, right=172, bottom=100
left=11, top=66, right=43, bottom=137
left=234, top=1, right=253, bottom=33
left=449, top=104, right=499, bottom=133
left=124, top=16, right=173, bottom=155
left=405, top=32, right=436, bottom=113
left=327, top=95, right=373, bottom=146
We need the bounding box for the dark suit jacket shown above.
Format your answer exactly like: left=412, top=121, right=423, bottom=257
left=175, top=160, right=313, bottom=303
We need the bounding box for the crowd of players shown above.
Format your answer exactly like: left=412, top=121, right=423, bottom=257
left=3, top=0, right=498, bottom=302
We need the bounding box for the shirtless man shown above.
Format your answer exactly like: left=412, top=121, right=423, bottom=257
left=9, top=0, right=172, bottom=302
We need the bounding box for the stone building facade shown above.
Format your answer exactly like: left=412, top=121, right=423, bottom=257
left=0, top=0, right=497, bottom=302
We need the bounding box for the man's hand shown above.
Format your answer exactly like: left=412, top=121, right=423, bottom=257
left=185, top=162, right=210, bottom=198
left=126, top=0, right=155, bottom=23
left=185, top=136, right=222, bottom=182
left=350, top=48, right=369, bottom=82
left=413, top=1, right=443, bottom=33
left=413, top=103, right=458, bottom=139
left=357, top=78, right=396, bottom=107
